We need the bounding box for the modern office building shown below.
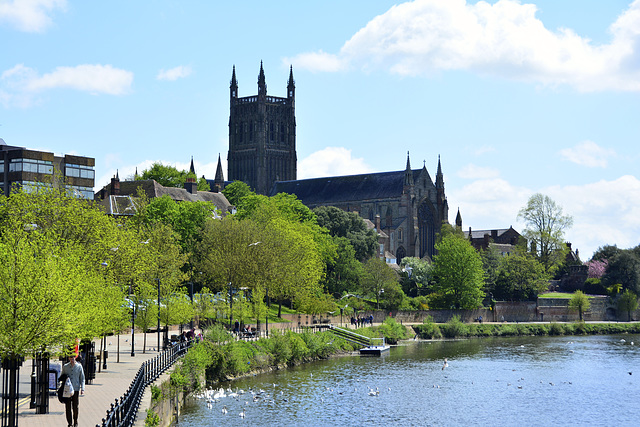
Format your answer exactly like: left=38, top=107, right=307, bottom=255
left=0, top=139, right=95, bottom=198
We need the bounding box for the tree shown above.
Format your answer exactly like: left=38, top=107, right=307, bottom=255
left=585, top=259, right=608, bottom=279
left=0, top=186, right=139, bottom=358
left=601, top=251, right=640, bottom=295
left=137, top=162, right=209, bottom=191
left=314, top=206, right=378, bottom=261
left=399, top=257, right=432, bottom=297
left=617, top=289, right=638, bottom=322
left=517, top=193, right=573, bottom=273
left=361, top=258, right=399, bottom=309
left=431, top=234, right=485, bottom=309
left=568, top=290, right=590, bottom=321
left=222, top=180, right=255, bottom=207
left=322, top=236, right=364, bottom=296
left=493, top=252, right=550, bottom=301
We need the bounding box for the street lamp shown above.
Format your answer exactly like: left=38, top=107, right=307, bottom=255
left=157, top=278, right=161, bottom=351
left=129, top=283, right=135, bottom=357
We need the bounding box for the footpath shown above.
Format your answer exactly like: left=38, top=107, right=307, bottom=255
left=16, top=330, right=175, bottom=427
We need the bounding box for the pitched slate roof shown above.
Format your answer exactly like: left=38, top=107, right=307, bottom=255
left=270, top=169, right=424, bottom=206
left=95, top=179, right=234, bottom=215
left=463, top=228, right=512, bottom=239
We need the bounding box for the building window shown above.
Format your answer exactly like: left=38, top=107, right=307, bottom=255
left=65, top=163, right=95, bottom=180
left=398, top=228, right=403, bottom=241
left=9, top=158, right=53, bottom=174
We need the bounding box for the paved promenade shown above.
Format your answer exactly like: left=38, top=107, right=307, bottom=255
left=16, top=330, right=172, bottom=427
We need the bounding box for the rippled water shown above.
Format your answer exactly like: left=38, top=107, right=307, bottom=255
left=179, top=335, right=640, bottom=426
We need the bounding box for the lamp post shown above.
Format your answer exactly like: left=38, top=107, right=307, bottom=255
left=129, top=283, right=135, bottom=357
left=265, top=286, right=269, bottom=338
left=189, top=281, right=194, bottom=330
left=157, top=279, right=161, bottom=351
left=228, top=282, right=233, bottom=332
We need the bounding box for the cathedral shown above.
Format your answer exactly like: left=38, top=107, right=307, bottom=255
left=227, top=62, right=297, bottom=195
left=225, top=64, right=448, bottom=262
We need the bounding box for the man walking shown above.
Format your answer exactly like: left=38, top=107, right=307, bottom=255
left=61, top=354, right=85, bottom=427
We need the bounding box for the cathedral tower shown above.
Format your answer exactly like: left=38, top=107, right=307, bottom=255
left=227, top=63, right=297, bottom=195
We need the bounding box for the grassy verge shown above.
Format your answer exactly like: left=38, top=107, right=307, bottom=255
left=413, top=317, right=640, bottom=339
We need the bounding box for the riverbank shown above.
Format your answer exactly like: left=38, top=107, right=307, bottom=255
left=144, top=327, right=359, bottom=425
left=413, top=318, right=640, bottom=339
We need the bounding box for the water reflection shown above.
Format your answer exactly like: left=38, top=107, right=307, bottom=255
left=180, top=334, right=640, bottom=426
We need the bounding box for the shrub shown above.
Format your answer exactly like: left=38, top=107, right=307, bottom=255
left=548, top=322, right=565, bottom=336
left=376, top=317, right=410, bottom=344
left=145, top=409, right=160, bottom=427
left=441, top=315, right=469, bottom=338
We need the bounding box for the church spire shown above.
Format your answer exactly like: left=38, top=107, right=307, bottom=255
left=189, top=156, right=196, bottom=175
left=258, top=61, right=266, bottom=97
left=230, top=65, right=238, bottom=101
left=436, top=155, right=444, bottom=190
left=213, top=153, right=225, bottom=193
left=215, top=154, right=224, bottom=182
left=455, top=208, right=462, bottom=229
left=287, top=65, right=295, bottom=99
left=404, top=151, right=414, bottom=188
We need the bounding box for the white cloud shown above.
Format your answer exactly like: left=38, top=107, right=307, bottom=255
left=156, top=66, right=192, bottom=81
left=298, top=147, right=375, bottom=179
left=288, top=0, right=640, bottom=92
left=0, top=0, right=66, bottom=32
left=457, top=163, right=500, bottom=179
left=451, top=173, right=640, bottom=260
left=283, top=50, right=347, bottom=73
left=1, top=64, right=133, bottom=106
left=559, top=140, right=616, bottom=168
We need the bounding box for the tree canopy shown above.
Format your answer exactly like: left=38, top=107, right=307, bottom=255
left=136, top=161, right=209, bottom=191
left=313, top=206, right=378, bottom=261
left=517, top=193, right=573, bottom=273
left=431, top=233, right=485, bottom=309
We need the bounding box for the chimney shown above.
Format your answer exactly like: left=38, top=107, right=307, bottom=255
left=491, top=229, right=498, bottom=239
left=110, top=170, right=120, bottom=196
left=184, top=177, right=197, bottom=194
left=483, top=233, right=490, bottom=249
left=375, top=214, right=381, bottom=232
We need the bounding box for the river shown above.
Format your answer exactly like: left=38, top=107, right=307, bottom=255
left=179, top=334, right=640, bottom=426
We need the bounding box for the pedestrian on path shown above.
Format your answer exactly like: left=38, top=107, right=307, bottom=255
left=61, top=354, right=85, bottom=427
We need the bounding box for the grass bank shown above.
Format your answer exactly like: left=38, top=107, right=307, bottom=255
left=413, top=316, right=640, bottom=339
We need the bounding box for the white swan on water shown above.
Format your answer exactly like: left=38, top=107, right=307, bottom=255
left=442, top=358, right=449, bottom=370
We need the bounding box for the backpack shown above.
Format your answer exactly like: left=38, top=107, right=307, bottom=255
left=57, top=373, right=70, bottom=404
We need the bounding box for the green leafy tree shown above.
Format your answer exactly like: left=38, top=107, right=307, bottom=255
left=314, top=206, right=378, bottom=261
left=431, top=234, right=485, bottom=309
left=399, top=257, right=432, bottom=297
left=617, top=289, right=638, bottom=322
left=601, top=250, right=640, bottom=295
left=517, top=193, right=573, bottom=273
left=493, top=252, right=550, bottom=301
left=362, top=258, right=399, bottom=309
left=322, top=236, right=363, bottom=296
left=137, top=162, right=209, bottom=191
left=222, top=180, right=255, bottom=207
left=568, top=290, right=590, bottom=321
left=0, top=187, right=136, bottom=358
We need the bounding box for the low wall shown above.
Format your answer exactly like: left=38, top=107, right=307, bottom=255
left=277, top=298, right=640, bottom=325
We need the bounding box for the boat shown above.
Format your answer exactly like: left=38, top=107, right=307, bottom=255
left=359, top=337, right=390, bottom=356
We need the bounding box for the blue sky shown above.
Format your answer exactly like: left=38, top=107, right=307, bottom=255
left=1, top=0, right=639, bottom=260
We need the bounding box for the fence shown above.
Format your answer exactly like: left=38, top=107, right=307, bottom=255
left=97, top=340, right=194, bottom=427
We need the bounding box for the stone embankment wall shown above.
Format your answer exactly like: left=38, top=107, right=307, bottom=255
left=279, top=297, right=639, bottom=325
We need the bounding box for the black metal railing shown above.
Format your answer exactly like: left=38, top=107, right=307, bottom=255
left=97, top=340, right=194, bottom=427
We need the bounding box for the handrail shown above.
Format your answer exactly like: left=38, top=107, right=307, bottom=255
left=327, top=325, right=371, bottom=347
left=97, top=339, right=194, bottom=427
